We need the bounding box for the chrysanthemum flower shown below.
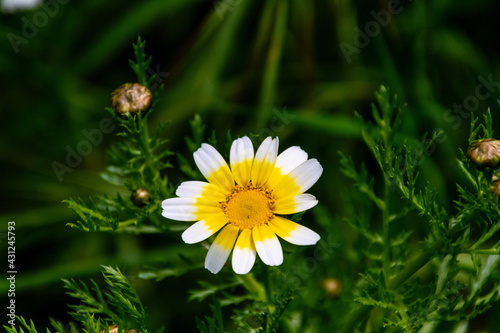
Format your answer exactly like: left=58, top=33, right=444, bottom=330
left=162, top=136, right=322, bottom=274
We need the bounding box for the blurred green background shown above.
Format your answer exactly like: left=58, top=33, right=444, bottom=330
left=2, top=0, right=500, bottom=331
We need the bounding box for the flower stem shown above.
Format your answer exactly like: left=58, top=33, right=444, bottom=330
left=238, top=271, right=278, bottom=333
left=387, top=242, right=441, bottom=290
left=238, top=272, right=268, bottom=302
left=382, top=184, right=391, bottom=286
left=464, top=248, right=500, bottom=255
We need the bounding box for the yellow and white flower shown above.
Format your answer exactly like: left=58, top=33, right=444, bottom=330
left=162, top=136, right=322, bottom=274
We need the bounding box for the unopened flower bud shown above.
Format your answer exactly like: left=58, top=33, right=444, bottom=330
left=131, top=188, right=150, bottom=208
left=111, top=83, right=152, bottom=116
left=467, top=139, right=500, bottom=169
left=321, top=278, right=342, bottom=298
left=101, top=325, right=118, bottom=333
left=100, top=325, right=140, bottom=333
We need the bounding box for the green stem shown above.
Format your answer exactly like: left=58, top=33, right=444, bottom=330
left=133, top=116, right=158, bottom=183
left=238, top=272, right=276, bottom=333
left=463, top=248, right=500, bottom=255
left=380, top=99, right=395, bottom=287
left=382, top=187, right=390, bottom=286
left=238, top=273, right=268, bottom=302
left=387, top=243, right=440, bottom=290
left=96, top=219, right=138, bottom=232
left=138, top=118, right=154, bottom=161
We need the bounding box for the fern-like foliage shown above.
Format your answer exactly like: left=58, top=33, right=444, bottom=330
left=64, top=37, right=174, bottom=234
left=64, top=266, right=149, bottom=332
left=195, top=297, right=225, bottom=333
left=4, top=267, right=150, bottom=333
left=338, top=86, right=500, bottom=332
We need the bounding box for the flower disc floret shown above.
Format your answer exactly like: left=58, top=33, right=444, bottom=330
left=222, top=184, right=274, bottom=230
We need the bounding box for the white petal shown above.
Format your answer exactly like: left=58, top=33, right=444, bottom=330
left=254, top=137, right=279, bottom=163
left=253, top=225, right=283, bottom=266
left=294, top=194, right=318, bottom=211
left=251, top=137, right=279, bottom=186
left=175, top=181, right=227, bottom=203
left=230, top=136, right=254, bottom=165
left=275, top=146, right=308, bottom=175
left=204, top=225, right=239, bottom=274
left=274, top=194, right=318, bottom=215
left=232, top=229, right=256, bottom=275
left=282, top=159, right=323, bottom=194
left=161, top=198, right=197, bottom=221
left=175, top=181, right=208, bottom=197
left=193, top=143, right=234, bottom=191
left=181, top=219, right=226, bottom=244
left=230, top=136, right=255, bottom=186
left=269, top=216, right=320, bottom=245
left=194, top=144, right=225, bottom=176
left=255, top=238, right=283, bottom=266
left=205, top=243, right=230, bottom=274
left=286, top=226, right=320, bottom=245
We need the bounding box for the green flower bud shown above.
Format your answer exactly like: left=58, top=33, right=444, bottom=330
left=111, top=83, right=152, bottom=116
left=467, top=138, right=500, bottom=169
left=130, top=188, right=150, bottom=208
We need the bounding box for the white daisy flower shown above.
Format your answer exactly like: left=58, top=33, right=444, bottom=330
left=162, top=136, right=322, bottom=274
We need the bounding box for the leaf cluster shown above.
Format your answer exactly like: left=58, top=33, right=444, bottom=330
left=4, top=267, right=150, bottom=333
left=64, top=37, right=173, bottom=234
left=339, top=86, right=500, bottom=331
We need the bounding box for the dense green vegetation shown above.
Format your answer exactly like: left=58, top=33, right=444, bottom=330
left=2, top=1, right=500, bottom=332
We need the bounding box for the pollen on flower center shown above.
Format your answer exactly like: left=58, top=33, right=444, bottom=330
left=221, top=184, right=274, bottom=230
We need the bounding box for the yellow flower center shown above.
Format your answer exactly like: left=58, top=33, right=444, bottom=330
left=221, top=184, right=274, bottom=230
